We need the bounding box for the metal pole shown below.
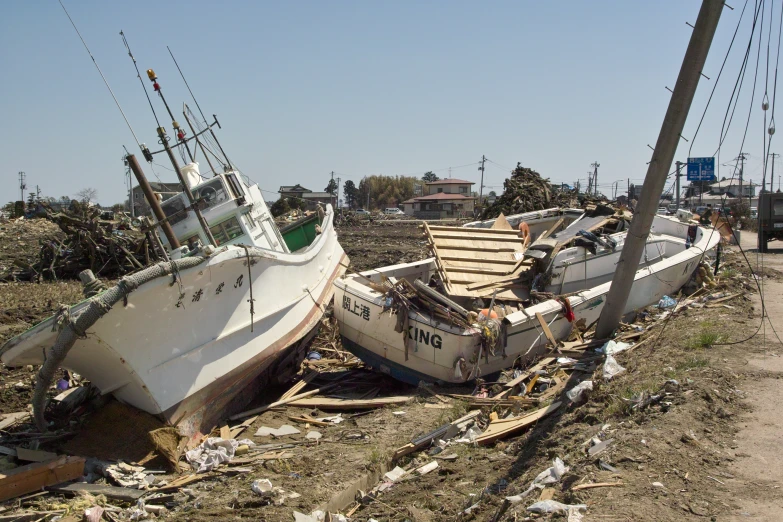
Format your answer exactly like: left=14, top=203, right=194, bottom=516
left=591, top=162, right=600, bottom=196
left=595, top=0, right=723, bottom=339
left=158, top=127, right=217, bottom=246
left=126, top=154, right=180, bottom=249
left=183, top=107, right=217, bottom=176
left=675, top=161, right=682, bottom=209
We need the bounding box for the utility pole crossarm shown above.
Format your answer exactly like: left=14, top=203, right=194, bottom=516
left=595, top=0, right=724, bottom=339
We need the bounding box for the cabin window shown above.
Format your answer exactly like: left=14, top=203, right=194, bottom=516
left=245, top=215, right=257, bottom=229
left=209, top=216, right=245, bottom=245
left=161, top=196, right=188, bottom=225
left=774, top=201, right=783, bottom=216
left=193, top=179, right=229, bottom=210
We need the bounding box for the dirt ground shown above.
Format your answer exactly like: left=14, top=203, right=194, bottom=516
left=1, top=219, right=783, bottom=521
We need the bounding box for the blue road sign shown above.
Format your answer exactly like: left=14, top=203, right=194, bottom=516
left=687, top=157, right=716, bottom=181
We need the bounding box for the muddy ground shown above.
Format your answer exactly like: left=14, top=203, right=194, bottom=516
left=1, top=217, right=782, bottom=521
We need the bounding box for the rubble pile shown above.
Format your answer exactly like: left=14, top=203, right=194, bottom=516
left=0, top=207, right=163, bottom=282
left=481, top=164, right=607, bottom=219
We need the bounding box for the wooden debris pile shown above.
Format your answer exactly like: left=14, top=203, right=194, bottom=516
left=1, top=206, right=165, bottom=282
left=481, top=164, right=606, bottom=219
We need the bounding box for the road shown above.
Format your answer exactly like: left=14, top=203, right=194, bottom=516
left=727, top=230, right=783, bottom=520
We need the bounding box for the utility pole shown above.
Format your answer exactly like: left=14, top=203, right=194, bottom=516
left=330, top=171, right=335, bottom=208
left=586, top=171, right=593, bottom=195
left=768, top=153, right=779, bottom=193
left=478, top=155, right=486, bottom=210
left=18, top=172, right=26, bottom=202
left=596, top=0, right=723, bottom=340
left=675, top=161, right=683, bottom=210
left=591, top=162, right=600, bottom=196
left=337, top=176, right=341, bottom=210
left=737, top=152, right=747, bottom=203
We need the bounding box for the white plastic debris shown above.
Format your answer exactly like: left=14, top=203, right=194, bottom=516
left=557, top=357, right=578, bottom=365
left=515, top=457, right=569, bottom=498
left=252, top=479, right=274, bottom=496
left=318, top=414, right=344, bottom=424
left=598, top=340, right=631, bottom=355
left=454, top=425, right=482, bottom=443
left=254, top=424, right=301, bottom=437
left=392, top=411, right=406, bottom=416
left=293, top=511, right=319, bottom=522
left=416, top=461, right=439, bottom=475
left=384, top=466, right=407, bottom=482
left=184, top=437, right=255, bottom=473
left=566, top=381, right=593, bottom=403
left=305, top=430, right=322, bottom=441
left=602, top=355, right=626, bottom=381
left=526, top=500, right=587, bottom=515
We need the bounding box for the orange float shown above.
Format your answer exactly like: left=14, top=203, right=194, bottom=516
left=518, top=221, right=531, bottom=247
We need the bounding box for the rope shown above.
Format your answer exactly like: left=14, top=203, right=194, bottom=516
left=242, top=246, right=255, bottom=332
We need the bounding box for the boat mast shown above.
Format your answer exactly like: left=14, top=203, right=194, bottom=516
left=125, top=153, right=181, bottom=249
left=594, top=0, right=724, bottom=339
left=147, top=69, right=218, bottom=247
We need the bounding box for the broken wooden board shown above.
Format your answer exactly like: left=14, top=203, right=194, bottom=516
left=47, top=482, right=146, bottom=502
left=0, top=412, right=31, bottom=431
left=286, top=396, right=412, bottom=410
left=503, top=357, right=556, bottom=389
left=475, top=402, right=561, bottom=445
left=15, top=447, right=58, bottom=463
left=571, top=481, right=624, bottom=491
left=535, top=312, right=558, bottom=348
left=0, top=455, right=85, bottom=502
left=422, top=223, right=532, bottom=300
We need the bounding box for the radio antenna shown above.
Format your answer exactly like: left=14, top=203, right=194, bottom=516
left=58, top=0, right=141, bottom=148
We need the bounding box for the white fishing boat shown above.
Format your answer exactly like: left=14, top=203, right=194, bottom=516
left=333, top=212, right=718, bottom=385
left=0, top=58, right=347, bottom=437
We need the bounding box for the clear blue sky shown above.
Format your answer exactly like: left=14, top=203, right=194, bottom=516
left=1, top=1, right=779, bottom=206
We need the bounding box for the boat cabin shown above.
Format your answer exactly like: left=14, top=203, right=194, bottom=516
left=159, top=163, right=289, bottom=255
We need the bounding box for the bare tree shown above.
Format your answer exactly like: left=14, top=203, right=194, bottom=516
left=75, top=188, right=98, bottom=205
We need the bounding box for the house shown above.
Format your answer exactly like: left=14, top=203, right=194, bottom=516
left=279, top=184, right=335, bottom=209
left=709, top=179, right=758, bottom=198
left=131, top=181, right=183, bottom=217
left=402, top=178, right=476, bottom=218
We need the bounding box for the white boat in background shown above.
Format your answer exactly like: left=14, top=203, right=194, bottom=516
left=334, top=213, right=718, bottom=385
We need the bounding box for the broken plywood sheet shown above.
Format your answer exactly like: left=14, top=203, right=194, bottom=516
left=423, top=223, right=532, bottom=300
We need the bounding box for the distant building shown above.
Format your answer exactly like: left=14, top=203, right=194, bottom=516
left=279, top=184, right=335, bottom=209
left=131, top=181, right=182, bottom=216
left=709, top=179, right=757, bottom=197
left=402, top=178, right=476, bottom=218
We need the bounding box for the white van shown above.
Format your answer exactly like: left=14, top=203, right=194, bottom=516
left=384, top=208, right=404, bottom=215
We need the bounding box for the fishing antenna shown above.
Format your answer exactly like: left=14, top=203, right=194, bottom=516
left=58, top=0, right=141, bottom=149
left=120, top=31, right=162, bottom=132
left=168, top=46, right=233, bottom=169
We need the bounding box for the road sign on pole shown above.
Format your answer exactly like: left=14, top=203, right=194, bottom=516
left=687, top=157, right=715, bottom=181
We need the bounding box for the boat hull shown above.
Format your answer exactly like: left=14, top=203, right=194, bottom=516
left=334, top=217, right=720, bottom=384
left=1, top=212, right=347, bottom=438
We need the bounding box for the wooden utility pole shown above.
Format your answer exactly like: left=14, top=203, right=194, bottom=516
left=126, top=154, right=180, bottom=249
left=591, top=162, right=600, bottom=196
left=595, top=0, right=723, bottom=339
left=478, top=155, right=486, bottom=210
left=768, top=153, right=779, bottom=193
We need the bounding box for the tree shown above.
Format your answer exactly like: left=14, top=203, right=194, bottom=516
left=76, top=188, right=98, bottom=205
left=343, top=180, right=360, bottom=209
left=358, top=175, right=417, bottom=210
left=270, top=198, right=290, bottom=217
left=325, top=178, right=338, bottom=195
left=287, top=197, right=307, bottom=211
left=488, top=191, right=497, bottom=197
left=422, top=171, right=439, bottom=182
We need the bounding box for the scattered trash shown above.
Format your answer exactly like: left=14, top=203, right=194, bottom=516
left=392, top=410, right=406, bottom=416
left=603, top=355, right=626, bottom=381
left=383, top=466, right=407, bottom=482
left=657, top=295, right=677, bottom=309
left=416, top=461, right=439, bottom=475
left=598, top=339, right=631, bottom=355
left=566, top=380, right=593, bottom=403
left=184, top=438, right=255, bottom=473
left=588, top=438, right=614, bottom=457
left=252, top=479, right=274, bottom=496
left=305, top=430, right=322, bottom=441
left=526, top=499, right=587, bottom=514
left=306, top=352, right=322, bottom=361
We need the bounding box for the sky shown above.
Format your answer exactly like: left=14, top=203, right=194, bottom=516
left=1, top=0, right=781, bottom=206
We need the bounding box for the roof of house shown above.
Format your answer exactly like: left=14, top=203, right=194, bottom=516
left=710, top=179, right=758, bottom=188
left=302, top=192, right=333, bottom=199
left=279, top=184, right=312, bottom=193
left=402, top=193, right=476, bottom=203
left=425, top=178, right=475, bottom=185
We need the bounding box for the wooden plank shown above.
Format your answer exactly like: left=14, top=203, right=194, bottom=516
left=443, top=266, right=508, bottom=276
left=229, top=415, right=258, bottom=439
left=571, top=482, right=624, bottom=491
left=424, top=223, right=452, bottom=286
left=475, top=402, right=561, bottom=445
left=0, top=455, right=85, bottom=502
left=432, top=245, right=517, bottom=253
left=287, top=416, right=331, bottom=427
left=538, top=217, right=565, bottom=241
left=286, top=396, right=412, bottom=410
left=48, top=482, right=146, bottom=501
left=279, top=370, right=319, bottom=401
left=427, top=226, right=521, bottom=235
left=15, top=447, right=58, bottom=463
left=219, top=425, right=230, bottom=440
left=430, top=233, right=525, bottom=243
left=705, top=292, right=743, bottom=307
left=535, top=312, right=558, bottom=347
left=440, top=256, right=518, bottom=265
left=0, top=412, right=31, bottom=431
left=229, top=388, right=327, bottom=420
